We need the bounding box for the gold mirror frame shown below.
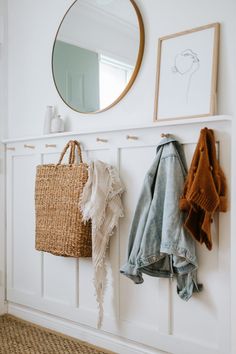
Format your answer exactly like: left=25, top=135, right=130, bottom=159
left=51, top=0, right=145, bottom=114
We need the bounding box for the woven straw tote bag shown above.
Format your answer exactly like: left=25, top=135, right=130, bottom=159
left=35, top=140, right=92, bottom=257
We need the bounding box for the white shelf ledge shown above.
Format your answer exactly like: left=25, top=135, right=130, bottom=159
left=2, top=115, right=232, bottom=144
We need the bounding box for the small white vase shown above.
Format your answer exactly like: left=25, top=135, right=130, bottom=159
left=43, top=106, right=54, bottom=134
left=51, top=115, right=64, bottom=133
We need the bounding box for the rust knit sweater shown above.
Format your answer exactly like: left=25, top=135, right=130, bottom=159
left=179, top=128, right=227, bottom=250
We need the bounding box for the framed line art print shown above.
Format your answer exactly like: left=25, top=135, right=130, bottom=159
left=154, top=23, right=220, bottom=121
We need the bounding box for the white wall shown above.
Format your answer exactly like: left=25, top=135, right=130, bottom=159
left=6, top=0, right=236, bottom=139
left=0, top=0, right=7, bottom=139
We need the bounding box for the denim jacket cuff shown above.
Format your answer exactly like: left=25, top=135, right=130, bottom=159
left=120, top=263, right=144, bottom=284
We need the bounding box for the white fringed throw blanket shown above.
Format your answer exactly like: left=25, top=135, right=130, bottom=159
left=80, top=160, right=125, bottom=328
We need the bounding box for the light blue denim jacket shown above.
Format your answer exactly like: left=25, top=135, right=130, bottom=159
left=120, top=137, right=201, bottom=301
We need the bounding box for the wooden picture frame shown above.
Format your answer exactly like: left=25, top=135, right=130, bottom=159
left=154, top=23, right=220, bottom=121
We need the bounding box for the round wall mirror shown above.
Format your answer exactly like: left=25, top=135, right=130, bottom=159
left=52, top=0, right=144, bottom=114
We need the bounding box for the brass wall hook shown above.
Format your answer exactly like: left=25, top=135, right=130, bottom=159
left=161, top=133, right=170, bottom=138
left=24, top=144, right=35, bottom=149
left=96, top=138, right=108, bottom=143
left=126, top=135, right=139, bottom=140
left=45, top=144, right=57, bottom=148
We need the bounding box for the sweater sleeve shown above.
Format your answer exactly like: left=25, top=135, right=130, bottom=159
left=179, top=138, right=202, bottom=211
left=179, top=157, right=196, bottom=211
left=186, top=149, right=220, bottom=213
left=218, top=168, right=227, bottom=212
left=179, top=175, right=191, bottom=211
left=180, top=129, right=224, bottom=213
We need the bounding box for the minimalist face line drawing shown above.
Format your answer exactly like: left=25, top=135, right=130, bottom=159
left=172, top=49, right=200, bottom=103
left=154, top=23, right=219, bottom=121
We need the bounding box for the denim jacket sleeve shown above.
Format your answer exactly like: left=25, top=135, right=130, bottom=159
left=120, top=145, right=164, bottom=284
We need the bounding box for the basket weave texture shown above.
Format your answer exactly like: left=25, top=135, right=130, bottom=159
left=35, top=140, right=92, bottom=257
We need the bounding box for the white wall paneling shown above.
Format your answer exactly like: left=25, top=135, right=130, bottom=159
left=0, top=142, right=6, bottom=316
left=0, top=0, right=7, bottom=315
left=230, top=117, right=236, bottom=354
left=4, top=116, right=232, bottom=354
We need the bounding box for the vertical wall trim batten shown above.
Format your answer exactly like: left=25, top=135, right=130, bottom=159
left=8, top=155, right=14, bottom=290
left=230, top=117, right=236, bottom=354
left=75, top=258, right=79, bottom=308
left=108, top=147, right=121, bottom=322
left=217, top=126, right=231, bottom=354
left=0, top=142, right=6, bottom=311
left=40, top=253, right=44, bottom=298
left=39, top=153, right=44, bottom=298
left=168, top=278, right=174, bottom=335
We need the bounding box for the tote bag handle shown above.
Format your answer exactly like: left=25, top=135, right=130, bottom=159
left=57, top=140, right=83, bottom=166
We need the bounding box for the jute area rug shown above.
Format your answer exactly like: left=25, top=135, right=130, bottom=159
left=0, top=315, right=114, bottom=354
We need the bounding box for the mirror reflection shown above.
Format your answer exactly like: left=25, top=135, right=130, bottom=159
left=52, top=0, right=144, bottom=113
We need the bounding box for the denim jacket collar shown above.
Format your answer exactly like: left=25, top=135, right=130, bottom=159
left=157, top=136, right=177, bottom=147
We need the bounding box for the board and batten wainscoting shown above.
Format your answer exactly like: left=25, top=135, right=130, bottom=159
left=3, top=115, right=234, bottom=354
left=0, top=142, right=6, bottom=316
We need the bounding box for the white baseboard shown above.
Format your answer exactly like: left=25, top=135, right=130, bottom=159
left=8, top=303, right=167, bottom=354
left=0, top=301, right=7, bottom=315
